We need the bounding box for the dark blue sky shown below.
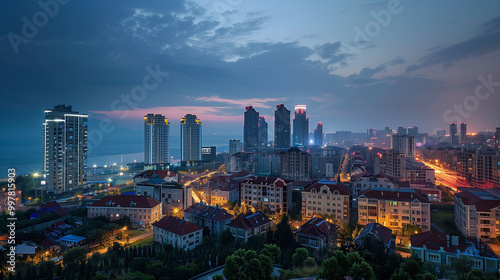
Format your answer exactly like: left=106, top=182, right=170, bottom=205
left=1, top=0, right=500, bottom=167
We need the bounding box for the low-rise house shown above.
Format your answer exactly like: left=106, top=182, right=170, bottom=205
left=58, top=234, right=87, bottom=248
left=153, top=216, right=203, bottom=251
left=88, top=195, right=162, bottom=228
left=184, top=202, right=233, bottom=238
left=226, top=212, right=273, bottom=243
left=15, top=243, right=36, bottom=257
left=411, top=231, right=500, bottom=274
left=296, top=217, right=338, bottom=251
left=354, top=222, right=394, bottom=253
left=301, top=179, right=350, bottom=222
left=410, top=182, right=442, bottom=202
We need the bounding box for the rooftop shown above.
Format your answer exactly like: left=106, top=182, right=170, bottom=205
left=153, top=216, right=203, bottom=236
left=227, top=212, right=272, bottom=230
left=89, top=195, right=161, bottom=208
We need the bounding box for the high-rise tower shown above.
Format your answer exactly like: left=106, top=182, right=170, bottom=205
left=144, top=114, right=170, bottom=164
left=244, top=106, right=259, bottom=152
left=293, top=105, right=309, bottom=147
left=274, top=104, right=291, bottom=150
left=43, top=105, right=88, bottom=194
left=181, top=114, right=202, bottom=162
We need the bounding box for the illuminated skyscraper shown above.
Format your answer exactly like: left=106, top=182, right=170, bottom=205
left=43, top=105, right=87, bottom=194
left=274, top=104, right=291, bottom=150
left=181, top=114, right=202, bottom=162
left=293, top=105, right=309, bottom=147
left=244, top=106, right=259, bottom=152
left=144, top=114, right=170, bottom=164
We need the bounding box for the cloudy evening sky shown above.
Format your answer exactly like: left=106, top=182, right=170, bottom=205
left=1, top=0, right=500, bottom=169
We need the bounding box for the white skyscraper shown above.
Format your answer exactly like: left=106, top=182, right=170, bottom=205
left=144, top=114, right=170, bottom=164
left=181, top=114, right=202, bottom=162
left=43, top=105, right=88, bottom=194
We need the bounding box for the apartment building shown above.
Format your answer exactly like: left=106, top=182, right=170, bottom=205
left=153, top=216, right=203, bottom=251
left=240, top=176, right=293, bottom=215
left=357, top=188, right=431, bottom=232
left=454, top=189, right=500, bottom=241
left=88, top=195, right=162, bottom=228
left=136, top=178, right=192, bottom=214
left=296, top=217, right=338, bottom=251
left=301, top=179, right=350, bottom=222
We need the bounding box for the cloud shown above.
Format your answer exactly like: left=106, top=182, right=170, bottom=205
left=406, top=16, right=500, bottom=73
left=194, top=95, right=286, bottom=108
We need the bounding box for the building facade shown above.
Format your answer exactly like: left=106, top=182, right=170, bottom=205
left=144, top=114, right=170, bottom=164
left=358, top=188, right=431, bottom=232
left=302, top=179, right=350, bottom=222
left=229, top=139, right=243, bottom=155
left=88, top=195, right=162, bottom=228
left=258, top=116, right=268, bottom=151
left=43, top=105, right=88, bottom=194
left=280, top=147, right=311, bottom=181
left=136, top=179, right=192, bottom=214
left=314, top=122, right=323, bottom=147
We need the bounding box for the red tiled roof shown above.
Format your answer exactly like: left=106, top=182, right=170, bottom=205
left=296, top=218, right=338, bottom=239
left=303, top=181, right=350, bottom=195
left=153, top=216, right=203, bottom=236
left=134, top=170, right=176, bottom=179
left=227, top=212, right=272, bottom=230
left=355, top=222, right=392, bottom=247
left=89, top=195, right=160, bottom=208
left=410, top=231, right=499, bottom=259
left=240, top=176, right=291, bottom=187
left=39, top=238, right=57, bottom=249
left=184, top=203, right=233, bottom=222
left=41, top=201, right=61, bottom=210
left=455, top=190, right=500, bottom=212
left=359, top=188, right=430, bottom=203
left=210, top=179, right=239, bottom=192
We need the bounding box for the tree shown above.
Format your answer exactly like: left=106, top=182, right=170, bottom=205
left=450, top=255, right=472, bottom=279
left=261, top=244, right=281, bottom=263
left=91, top=274, right=110, bottom=280
left=145, top=261, right=166, bottom=279
left=63, top=247, right=87, bottom=266
left=212, top=275, right=224, bottom=280
left=221, top=228, right=235, bottom=245
left=223, top=249, right=274, bottom=280
left=273, top=215, right=295, bottom=250
left=118, top=272, right=155, bottom=280
left=292, top=248, right=308, bottom=267
left=347, top=261, right=376, bottom=280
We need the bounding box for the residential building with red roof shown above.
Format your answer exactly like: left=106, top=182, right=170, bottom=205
left=280, top=147, right=311, bottom=182
left=296, top=217, right=338, bottom=250
left=454, top=189, right=500, bottom=242
left=207, top=171, right=251, bottom=204
left=301, top=179, right=350, bottom=222
left=358, top=187, right=431, bottom=232
left=184, top=202, right=233, bottom=238
left=240, top=176, right=293, bottom=215
left=134, top=170, right=178, bottom=184
left=88, top=195, right=162, bottom=228
left=153, top=216, right=203, bottom=251
left=410, top=231, right=500, bottom=273
left=226, top=212, right=272, bottom=243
